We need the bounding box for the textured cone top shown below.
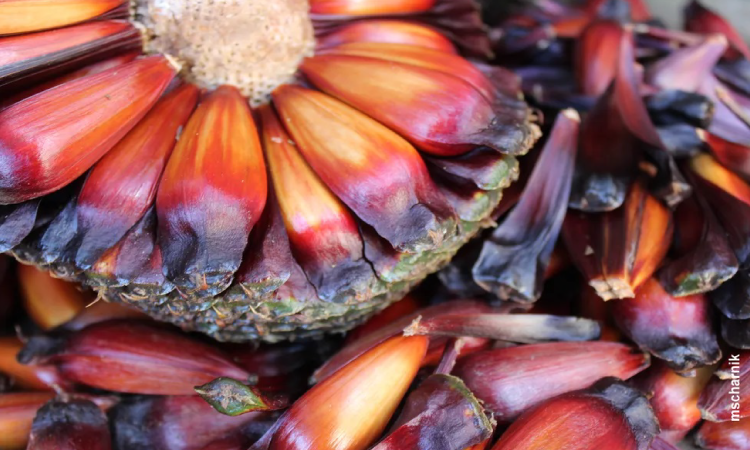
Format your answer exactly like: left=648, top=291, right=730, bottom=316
left=0, top=0, right=539, bottom=341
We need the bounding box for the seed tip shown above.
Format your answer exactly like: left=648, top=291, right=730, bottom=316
left=561, top=108, right=581, bottom=122
left=402, top=315, right=423, bottom=337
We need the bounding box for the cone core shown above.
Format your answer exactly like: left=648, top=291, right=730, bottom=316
left=131, top=0, right=315, bottom=105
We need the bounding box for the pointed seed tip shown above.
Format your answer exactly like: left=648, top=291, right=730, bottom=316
left=562, top=108, right=581, bottom=121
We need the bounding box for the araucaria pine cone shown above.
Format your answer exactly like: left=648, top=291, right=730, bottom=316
left=0, top=0, right=540, bottom=341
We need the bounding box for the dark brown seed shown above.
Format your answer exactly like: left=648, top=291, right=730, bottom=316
left=27, top=398, right=111, bottom=450
left=111, top=395, right=269, bottom=450
left=657, top=193, right=739, bottom=297
left=709, top=268, right=750, bottom=320
left=473, top=109, right=579, bottom=302
left=569, top=86, right=637, bottom=212
left=372, top=374, right=492, bottom=450
left=564, top=180, right=673, bottom=300
left=611, top=277, right=722, bottom=373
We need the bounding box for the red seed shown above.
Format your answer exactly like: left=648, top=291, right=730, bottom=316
left=309, top=0, right=435, bottom=16
left=696, top=417, right=750, bottom=450
left=74, top=83, right=199, bottom=267
left=300, top=53, right=538, bottom=156
left=631, top=361, right=714, bottom=443
left=454, top=341, right=650, bottom=422
left=312, top=300, right=490, bottom=383
left=260, top=104, right=376, bottom=303
left=110, top=395, right=269, bottom=450
left=0, top=0, right=126, bottom=35
left=491, top=378, right=659, bottom=450
left=0, top=55, right=175, bottom=204
left=156, top=85, right=267, bottom=296
left=258, top=336, right=429, bottom=450
left=40, top=320, right=251, bottom=395
left=685, top=0, right=750, bottom=60
left=473, top=109, right=579, bottom=301
left=317, top=20, right=457, bottom=53
left=272, top=84, right=455, bottom=253
left=699, top=351, right=750, bottom=422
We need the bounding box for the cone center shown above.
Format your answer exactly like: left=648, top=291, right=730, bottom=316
left=132, top=0, right=315, bottom=105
